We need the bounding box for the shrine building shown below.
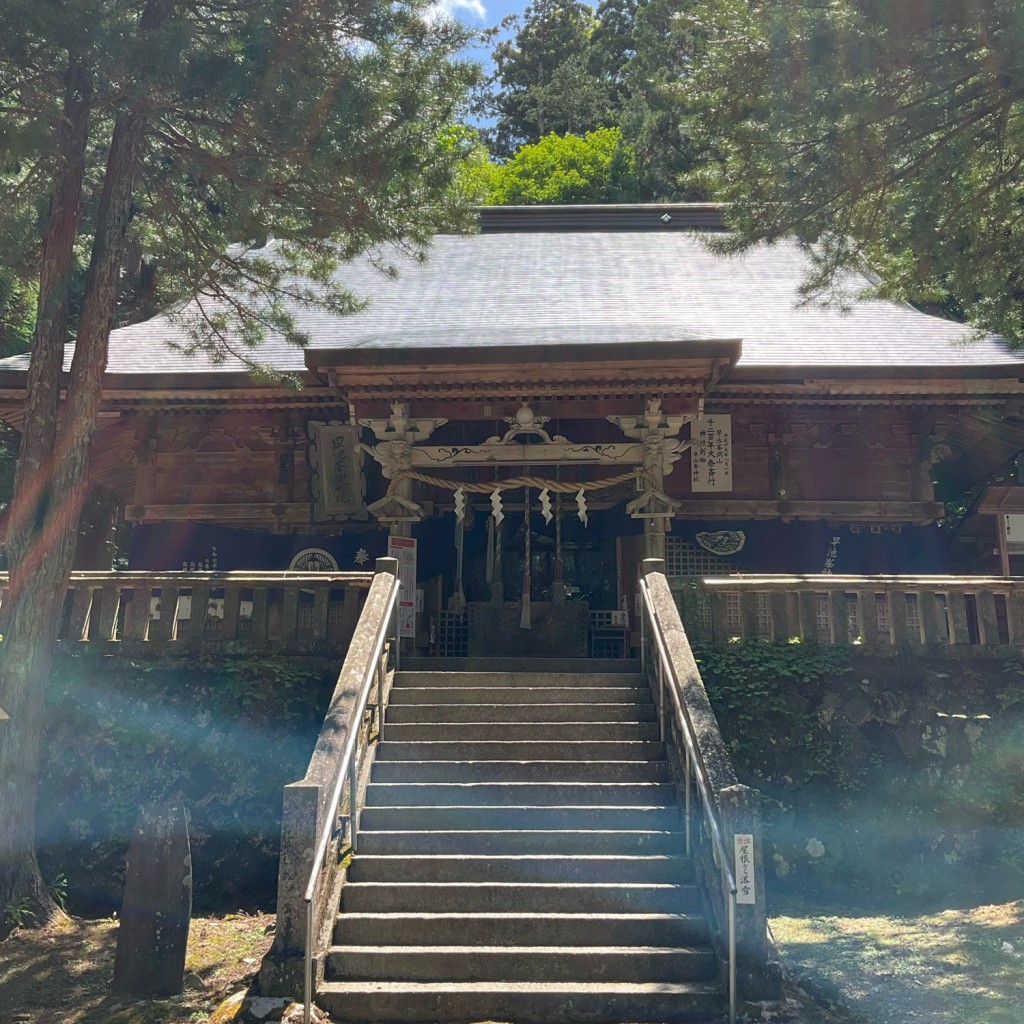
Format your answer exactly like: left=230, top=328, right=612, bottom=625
left=3, top=203, right=1024, bottom=657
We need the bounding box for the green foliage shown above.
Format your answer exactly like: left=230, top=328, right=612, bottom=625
left=480, top=127, right=638, bottom=205
left=683, top=0, right=1024, bottom=345
left=489, top=0, right=609, bottom=154
left=480, top=0, right=712, bottom=198
left=617, top=0, right=713, bottom=200
left=3, top=896, right=35, bottom=929
left=48, top=873, right=68, bottom=912
left=0, top=271, right=34, bottom=357
left=37, top=652, right=335, bottom=914
left=0, top=0, right=480, bottom=368
left=693, top=638, right=856, bottom=785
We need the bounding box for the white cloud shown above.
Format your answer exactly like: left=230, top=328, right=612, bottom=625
left=430, top=0, right=487, bottom=22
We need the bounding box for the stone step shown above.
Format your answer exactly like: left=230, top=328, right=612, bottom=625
left=388, top=685, right=650, bottom=704
left=316, top=979, right=723, bottom=1022
left=325, top=944, right=716, bottom=984
left=333, top=911, right=709, bottom=948
left=374, top=739, right=666, bottom=761
left=363, top=782, right=677, bottom=808
left=370, top=759, right=672, bottom=783
left=398, top=660, right=640, bottom=677
left=356, top=828, right=684, bottom=856
left=340, top=881, right=702, bottom=914
left=346, top=854, right=694, bottom=884
left=358, top=804, right=680, bottom=832
left=380, top=721, right=661, bottom=742
left=385, top=701, right=657, bottom=723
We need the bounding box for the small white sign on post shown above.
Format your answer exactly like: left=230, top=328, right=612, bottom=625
left=734, top=833, right=756, bottom=905
left=388, top=536, right=417, bottom=638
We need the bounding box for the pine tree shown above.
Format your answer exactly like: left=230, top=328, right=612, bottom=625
left=0, top=0, right=475, bottom=924
left=490, top=0, right=610, bottom=155
left=683, top=0, right=1024, bottom=341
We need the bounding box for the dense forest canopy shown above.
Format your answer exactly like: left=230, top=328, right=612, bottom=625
left=471, top=0, right=712, bottom=203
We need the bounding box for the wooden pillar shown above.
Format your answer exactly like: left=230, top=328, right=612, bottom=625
left=890, top=589, right=913, bottom=646
left=149, top=587, right=177, bottom=643
left=281, top=586, right=300, bottom=642
left=95, top=585, right=121, bottom=641
left=221, top=587, right=242, bottom=641
left=1008, top=588, right=1024, bottom=645
left=739, top=592, right=759, bottom=639
left=771, top=591, right=794, bottom=642
left=797, top=591, right=819, bottom=642
left=946, top=591, right=970, bottom=646
left=123, top=587, right=151, bottom=642
left=188, top=585, right=211, bottom=642
left=976, top=591, right=1001, bottom=646
left=68, top=586, right=94, bottom=642
left=857, top=590, right=879, bottom=647
left=830, top=590, right=850, bottom=646
left=250, top=588, right=269, bottom=643
left=311, top=587, right=331, bottom=646
left=997, top=513, right=1011, bottom=578
left=710, top=592, right=732, bottom=642
left=919, top=591, right=946, bottom=645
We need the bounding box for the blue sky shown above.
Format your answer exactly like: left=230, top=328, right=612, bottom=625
left=440, top=0, right=526, bottom=29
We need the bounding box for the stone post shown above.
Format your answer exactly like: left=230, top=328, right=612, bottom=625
left=260, top=781, right=323, bottom=995
left=112, top=803, right=192, bottom=997
left=719, top=784, right=781, bottom=1002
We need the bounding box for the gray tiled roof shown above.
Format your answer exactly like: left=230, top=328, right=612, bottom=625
left=3, top=229, right=1021, bottom=377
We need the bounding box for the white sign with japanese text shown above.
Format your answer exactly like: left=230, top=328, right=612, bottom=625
left=734, top=833, right=756, bottom=905
left=388, top=536, right=417, bottom=638
left=691, top=414, right=733, bottom=493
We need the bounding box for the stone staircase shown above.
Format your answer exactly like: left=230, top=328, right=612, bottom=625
left=317, top=667, right=726, bottom=1022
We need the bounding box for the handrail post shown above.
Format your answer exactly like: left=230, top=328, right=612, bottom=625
left=377, top=557, right=400, bottom=673
left=684, top=753, right=692, bottom=857
left=728, top=892, right=737, bottom=1024
left=349, top=749, right=359, bottom=854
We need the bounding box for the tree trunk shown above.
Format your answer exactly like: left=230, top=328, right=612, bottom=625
left=0, top=103, right=149, bottom=922
left=0, top=62, right=91, bottom=928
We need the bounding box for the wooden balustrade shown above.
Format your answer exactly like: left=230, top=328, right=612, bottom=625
left=671, top=575, right=1024, bottom=650
left=0, top=571, right=374, bottom=654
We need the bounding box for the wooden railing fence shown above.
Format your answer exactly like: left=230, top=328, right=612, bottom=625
left=0, top=571, right=374, bottom=653
left=672, top=575, right=1024, bottom=650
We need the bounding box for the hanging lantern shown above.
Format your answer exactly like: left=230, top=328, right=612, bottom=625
left=454, top=487, right=466, bottom=524
left=576, top=488, right=589, bottom=527
left=490, top=487, right=504, bottom=525
left=539, top=488, right=552, bottom=524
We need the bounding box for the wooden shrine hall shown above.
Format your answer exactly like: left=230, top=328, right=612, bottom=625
left=3, top=203, right=1024, bottom=657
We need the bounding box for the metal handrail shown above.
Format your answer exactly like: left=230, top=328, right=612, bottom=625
left=639, top=575, right=738, bottom=1024
left=301, top=572, right=401, bottom=1024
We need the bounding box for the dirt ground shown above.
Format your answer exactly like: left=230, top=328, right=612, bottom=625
left=771, top=899, right=1024, bottom=1024
left=0, top=911, right=274, bottom=1024
left=0, top=908, right=847, bottom=1024
left=7, top=903, right=1017, bottom=1024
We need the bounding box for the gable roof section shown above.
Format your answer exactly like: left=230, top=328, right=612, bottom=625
left=1, top=205, right=1020, bottom=384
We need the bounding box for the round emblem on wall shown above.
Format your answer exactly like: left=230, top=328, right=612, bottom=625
left=289, top=548, right=339, bottom=572
left=695, top=531, right=746, bottom=557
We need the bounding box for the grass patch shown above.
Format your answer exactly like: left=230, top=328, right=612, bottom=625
left=771, top=898, right=1024, bottom=1024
